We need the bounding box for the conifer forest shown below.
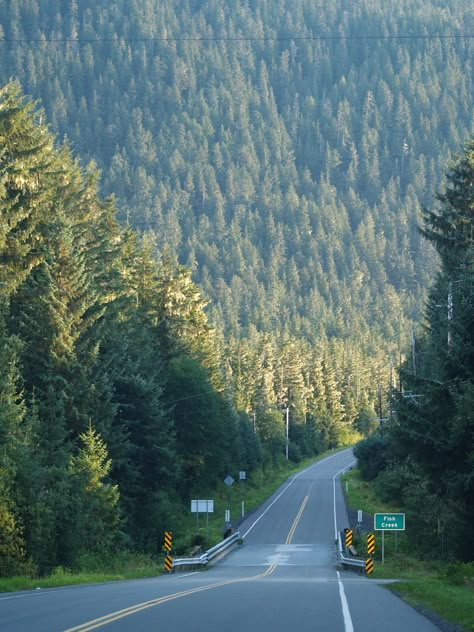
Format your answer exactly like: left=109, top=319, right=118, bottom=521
left=0, top=0, right=472, bottom=573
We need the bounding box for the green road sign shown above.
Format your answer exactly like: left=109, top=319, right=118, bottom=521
left=374, top=513, right=405, bottom=531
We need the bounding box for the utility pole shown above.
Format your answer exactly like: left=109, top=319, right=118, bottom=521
left=435, top=282, right=454, bottom=353
left=411, top=329, right=417, bottom=376
left=377, top=377, right=383, bottom=436
left=447, top=281, right=453, bottom=353
left=285, top=406, right=289, bottom=460
left=389, top=356, right=394, bottom=426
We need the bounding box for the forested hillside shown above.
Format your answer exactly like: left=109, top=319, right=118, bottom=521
left=1, top=0, right=472, bottom=342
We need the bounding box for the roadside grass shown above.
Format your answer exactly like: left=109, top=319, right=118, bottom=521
left=341, top=467, right=402, bottom=516
left=0, top=447, right=349, bottom=593
left=391, top=579, right=474, bottom=632
left=341, top=468, right=474, bottom=632
left=0, top=555, right=165, bottom=593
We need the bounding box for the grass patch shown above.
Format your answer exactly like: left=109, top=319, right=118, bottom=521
left=389, top=580, right=474, bottom=632
left=342, top=467, right=474, bottom=631
left=0, top=556, right=165, bottom=593
left=342, top=468, right=401, bottom=516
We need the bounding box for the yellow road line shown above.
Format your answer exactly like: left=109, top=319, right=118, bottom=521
left=64, top=565, right=277, bottom=632
left=65, top=486, right=309, bottom=630
left=286, top=495, right=309, bottom=544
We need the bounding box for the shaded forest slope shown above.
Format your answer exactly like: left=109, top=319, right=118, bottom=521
left=1, top=0, right=473, bottom=343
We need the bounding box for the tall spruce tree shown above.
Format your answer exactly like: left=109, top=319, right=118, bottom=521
left=393, top=139, right=474, bottom=560
left=0, top=300, right=30, bottom=576
left=0, top=82, right=54, bottom=294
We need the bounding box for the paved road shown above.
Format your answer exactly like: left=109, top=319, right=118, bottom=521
left=0, top=449, right=441, bottom=631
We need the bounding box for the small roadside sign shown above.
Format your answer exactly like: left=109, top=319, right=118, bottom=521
left=367, top=534, right=375, bottom=555
left=375, top=513, right=405, bottom=565
left=374, top=513, right=405, bottom=531
left=224, top=475, right=234, bottom=486
left=191, top=500, right=214, bottom=513
left=163, top=531, right=172, bottom=552
left=344, top=528, right=353, bottom=548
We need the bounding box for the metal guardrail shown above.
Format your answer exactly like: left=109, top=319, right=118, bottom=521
left=337, top=531, right=366, bottom=571
left=172, top=531, right=241, bottom=570
left=206, top=531, right=241, bottom=562
left=172, top=553, right=209, bottom=569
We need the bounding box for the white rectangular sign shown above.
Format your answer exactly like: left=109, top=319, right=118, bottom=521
left=191, top=499, right=214, bottom=513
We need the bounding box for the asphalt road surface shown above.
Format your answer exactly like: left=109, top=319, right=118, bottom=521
left=0, top=448, right=442, bottom=631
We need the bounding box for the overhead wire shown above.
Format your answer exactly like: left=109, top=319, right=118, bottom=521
left=0, top=33, right=473, bottom=44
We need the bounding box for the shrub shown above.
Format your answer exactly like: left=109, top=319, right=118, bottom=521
left=374, top=465, right=413, bottom=503
left=353, top=434, right=390, bottom=481
left=442, top=562, right=474, bottom=586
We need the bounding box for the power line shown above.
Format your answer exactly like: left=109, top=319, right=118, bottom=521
left=165, top=388, right=224, bottom=405
left=0, top=33, right=473, bottom=44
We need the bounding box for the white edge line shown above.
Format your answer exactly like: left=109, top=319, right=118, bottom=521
left=242, top=448, right=353, bottom=539
left=333, top=459, right=356, bottom=632
left=0, top=592, right=45, bottom=601
left=337, top=570, right=355, bottom=632
left=0, top=571, right=198, bottom=602
left=332, top=460, right=356, bottom=540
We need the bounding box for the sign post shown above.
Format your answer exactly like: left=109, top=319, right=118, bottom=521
left=239, top=471, right=246, bottom=517
left=224, top=474, right=234, bottom=502
left=191, top=500, right=214, bottom=537
left=374, top=513, right=405, bottom=564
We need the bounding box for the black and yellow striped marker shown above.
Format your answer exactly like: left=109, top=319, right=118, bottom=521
left=344, top=528, right=353, bottom=548
left=164, top=531, right=172, bottom=552
left=365, top=558, right=374, bottom=574
left=164, top=555, right=173, bottom=572
left=367, top=533, right=375, bottom=555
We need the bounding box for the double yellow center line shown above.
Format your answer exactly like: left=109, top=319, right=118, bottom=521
left=64, top=565, right=277, bottom=632
left=65, top=494, right=309, bottom=631
left=286, top=495, right=309, bottom=544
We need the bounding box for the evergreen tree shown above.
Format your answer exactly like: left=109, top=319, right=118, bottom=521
left=68, top=424, right=121, bottom=558
left=0, top=300, right=30, bottom=575
left=392, top=139, right=474, bottom=560
left=0, top=81, right=54, bottom=294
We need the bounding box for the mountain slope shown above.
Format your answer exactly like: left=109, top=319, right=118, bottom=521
left=0, top=0, right=473, bottom=342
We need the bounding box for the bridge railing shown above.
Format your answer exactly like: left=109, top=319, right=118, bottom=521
left=337, top=531, right=366, bottom=572
left=172, top=531, right=241, bottom=570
